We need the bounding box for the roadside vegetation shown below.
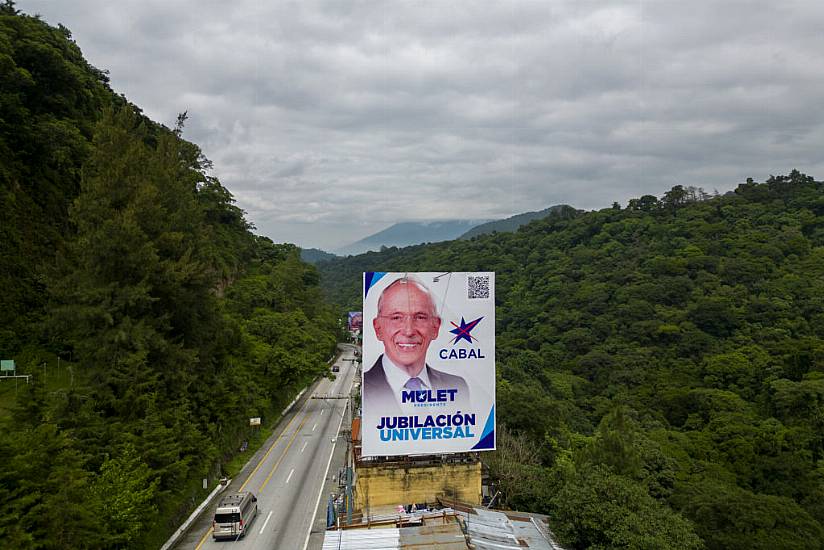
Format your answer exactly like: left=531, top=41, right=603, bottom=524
left=319, top=172, right=824, bottom=549
left=0, top=6, right=338, bottom=548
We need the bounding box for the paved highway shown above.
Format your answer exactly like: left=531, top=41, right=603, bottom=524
left=180, top=345, right=358, bottom=550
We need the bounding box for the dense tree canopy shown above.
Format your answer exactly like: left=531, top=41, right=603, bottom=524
left=0, top=3, right=112, bottom=351
left=319, top=172, right=824, bottom=549
left=0, top=8, right=338, bottom=548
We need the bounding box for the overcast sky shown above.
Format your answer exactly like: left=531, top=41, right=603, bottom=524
left=19, top=0, right=824, bottom=250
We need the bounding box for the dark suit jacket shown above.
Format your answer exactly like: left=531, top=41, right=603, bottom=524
left=363, top=354, right=470, bottom=416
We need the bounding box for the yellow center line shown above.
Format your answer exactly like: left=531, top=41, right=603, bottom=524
left=240, top=395, right=314, bottom=492
left=193, top=526, right=213, bottom=550
left=193, top=386, right=321, bottom=550
left=258, top=410, right=311, bottom=492
left=257, top=384, right=333, bottom=493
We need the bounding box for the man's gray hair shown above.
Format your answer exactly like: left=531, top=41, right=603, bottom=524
left=376, top=276, right=440, bottom=318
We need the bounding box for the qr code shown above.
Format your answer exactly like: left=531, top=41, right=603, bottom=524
left=468, top=275, right=490, bottom=299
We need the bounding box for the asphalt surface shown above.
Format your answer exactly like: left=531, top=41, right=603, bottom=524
left=175, top=345, right=358, bottom=550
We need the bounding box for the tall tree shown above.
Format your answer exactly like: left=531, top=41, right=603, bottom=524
left=89, top=443, right=159, bottom=546
left=49, top=106, right=216, bottom=414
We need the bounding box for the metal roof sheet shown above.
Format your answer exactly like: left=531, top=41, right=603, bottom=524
left=459, top=508, right=563, bottom=550
left=322, top=521, right=467, bottom=549
left=323, top=507, right=565, bottom=550
left=400, top=523, right=468, bottom=549
left=322, top=528, right=401, bottom=550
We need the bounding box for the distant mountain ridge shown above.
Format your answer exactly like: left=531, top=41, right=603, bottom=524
left=335, top=219, right=491, bottom=256
left=458, top=205, right=579, bottom=240
left=333, top=206, right=579, bottom=256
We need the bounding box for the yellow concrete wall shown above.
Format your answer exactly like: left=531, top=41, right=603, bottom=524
left=355, top=461, right=481, bottom=511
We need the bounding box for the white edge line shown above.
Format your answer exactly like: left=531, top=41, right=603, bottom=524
left=259, top=510, right=273, bottom=534
left=301, top=395, right=348, bottom=550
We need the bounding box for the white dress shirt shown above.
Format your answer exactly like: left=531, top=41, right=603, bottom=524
left=381, top=355, right=432, bottom=402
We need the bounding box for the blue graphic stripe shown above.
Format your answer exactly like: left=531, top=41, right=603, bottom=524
left=471, top=405, right=495, bottom=450
left=364, top=272, right=387, bottom=299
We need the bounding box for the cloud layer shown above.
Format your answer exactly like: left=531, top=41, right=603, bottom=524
left=21, top=0, right=824, bottom=249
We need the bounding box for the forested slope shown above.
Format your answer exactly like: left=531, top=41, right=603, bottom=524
left=318, top=173, right=824, bottom=549
left=0, top=6, right=338, bottom=548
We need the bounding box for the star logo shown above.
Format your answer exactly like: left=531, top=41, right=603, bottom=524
left=449, top=316, right=483, bottom=345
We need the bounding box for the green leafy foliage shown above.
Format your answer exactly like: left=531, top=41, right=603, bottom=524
left=319, top=173, right=824, bottom=549
left=0, top=7, right=111, bottom=351
left=89, top=444, right=159, bottom=546
left=0, top=8, right=338, bottom=548
left=550, top=465, right=704, bottom=550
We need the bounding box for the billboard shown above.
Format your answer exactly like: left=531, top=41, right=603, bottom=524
left=361, top=272, right=495, bottom=457
left=348, top=311, right=363, bottom=332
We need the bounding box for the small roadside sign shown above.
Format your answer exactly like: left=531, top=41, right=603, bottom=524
left=249, top=417, right=261, bottom=426
left=0, top=360, right=14, bottom=373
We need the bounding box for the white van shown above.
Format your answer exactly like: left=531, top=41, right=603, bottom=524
left=212, top=492, right=258, bottom=540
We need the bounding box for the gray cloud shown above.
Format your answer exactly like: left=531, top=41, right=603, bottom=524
left=21, top=0, right=824, bottom=249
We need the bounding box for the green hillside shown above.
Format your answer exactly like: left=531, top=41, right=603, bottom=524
left=0, top=2, right=111, bottom=352
left=0, top=6, right=338, bottom=548
left=318, top=174, right=824, bottom=549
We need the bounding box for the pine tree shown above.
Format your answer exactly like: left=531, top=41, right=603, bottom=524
left=49, top=106, right=218, bottom=414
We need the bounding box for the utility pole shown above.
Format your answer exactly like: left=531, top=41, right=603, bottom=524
left=346, top=388, right=354, bottom=525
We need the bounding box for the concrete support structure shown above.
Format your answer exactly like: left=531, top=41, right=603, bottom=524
left=354, top=460, right=482, bottom=512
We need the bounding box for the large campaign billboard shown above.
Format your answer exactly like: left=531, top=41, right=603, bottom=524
left=361, top=272, right=495, bottom=457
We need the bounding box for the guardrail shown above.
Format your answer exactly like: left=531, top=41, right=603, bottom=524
left=159, top=478, right=232, bottom=550
left=162, top=346, right=350, bottom=549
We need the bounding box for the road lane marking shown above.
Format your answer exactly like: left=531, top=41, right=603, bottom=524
left=302, top=399, right=349, bottom=550
left=258, top=410, right=311, bottom=492
left=239, top=392, right=313, bottom=492
left=286, top=468, right=295, bottom=484
left=194, top=390, right=317, bottom=549
left=321, top=409, right=324, bottom=416
left=301, top=441, right=308, bottom=453
left=192, top=348, right=352, bottom=550
left=194, top=526, right=213, bottom=550
left=312, top=423, right=317, bottom=431
left=259, top=510, right=273, bottom=534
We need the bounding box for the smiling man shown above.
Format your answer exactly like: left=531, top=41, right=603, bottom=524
left=363, top=276, right=469, bottom=414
